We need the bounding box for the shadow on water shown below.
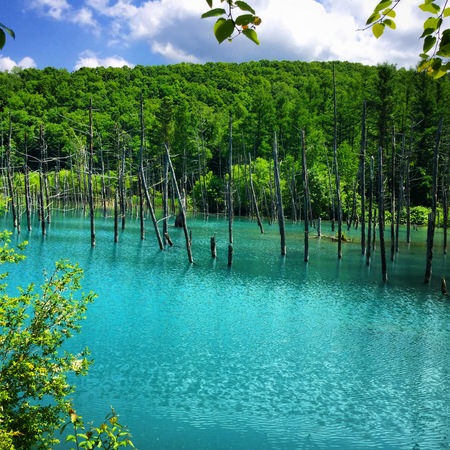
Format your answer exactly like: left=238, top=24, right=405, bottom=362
left=2, top=212, right=450, bottom=449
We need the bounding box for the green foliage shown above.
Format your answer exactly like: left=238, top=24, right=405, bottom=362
left=367, top=0, right=450, bottom=78
left=410, top=205, right=430, bottom=225
left=202, top=0, right=261, bottom=44
left=62, top=408, right=135, bottom=449
left=0, top=232, right=97, bottom=449
left=1, top=60, right=449, bottom=219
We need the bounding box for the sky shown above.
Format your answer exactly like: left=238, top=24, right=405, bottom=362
left=0, top=0, right=427, bottom=72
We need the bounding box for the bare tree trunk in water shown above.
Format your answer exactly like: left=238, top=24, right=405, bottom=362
left=360, top=100, right=366, bottom=254
left=165, top=143, right=193, bottom=263
left=301, top=130, right=310, bottom=262
left=114, top=188, right=119, bottom=243
left=390, top=131, right=396, bottom=261
left=273, top=132, right=286, bottom=256
left=6, top=117, right=17, bottom=228
left=406, top=121, right=414, bottom=244
left=163, top=153, right=170, bottom=246
left=396, top=134, right=406, bottom=253
left=443, top=148, right=450, bottom=254
left=227, top=114, right=234, bottom=267
left=88, top=99, right=96, bottom=247
left=39, top=125, right=46, bottom=236
left=366, top=156, right=374, bottom=266
left=24, top=140, right=32, bottom=231
left=248, top=153, right=264, bottom=234
left=424, top=116, right=443, bottom=283
left=378, top=147, right=387, bottom=283
left=332, top=64, right=343, bottom=259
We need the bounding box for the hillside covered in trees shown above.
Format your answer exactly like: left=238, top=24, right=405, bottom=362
left=0, top=60, right=449, bottom=226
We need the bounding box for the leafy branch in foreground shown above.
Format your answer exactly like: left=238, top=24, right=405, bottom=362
left=0, top=23, right=15, bottom=50
left=202, top=0, right=261, bottom=45
left=61, top=407, right=135, bottom=449
left=366, top=0, right=450, bottom=78
left=0, top=231, right=97, bottom=449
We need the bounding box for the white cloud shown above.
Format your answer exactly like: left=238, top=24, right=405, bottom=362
left=30, top=0, right=71, bottom=20
left=151, top=42, right=202, bottom=63
left=30, top=0, right=100, bottom=31
left=92, top=0, right=424, bottom=67
left=0, top=56, right=37, bottom=71
left=25, top=0, right=430, bottom=69
left=74, top=50, right=135, bottom=70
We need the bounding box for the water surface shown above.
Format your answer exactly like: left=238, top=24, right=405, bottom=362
left=3, top=212, right=450, bottom=449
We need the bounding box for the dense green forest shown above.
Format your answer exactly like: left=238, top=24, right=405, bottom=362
left=0, top=60, right=449, bottom=226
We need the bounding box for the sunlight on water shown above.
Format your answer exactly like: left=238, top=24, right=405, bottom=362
left=3, top=212, right=450, bottom=449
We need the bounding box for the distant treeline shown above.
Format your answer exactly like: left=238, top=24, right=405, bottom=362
left=0, top=60, right=449, bottom=221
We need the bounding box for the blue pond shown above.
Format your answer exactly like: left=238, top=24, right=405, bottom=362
left=3, top=211, right=450, bottom=449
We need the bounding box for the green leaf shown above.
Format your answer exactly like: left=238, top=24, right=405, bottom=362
left=214, top=18, right=235, bottom=43
left=372, top=23, right=385, bottom=38
left=423, top=16, right=440, bottom=31
left=206, top=0, right=213, bottom=7
left=0, top=30, right=5, bottom=50
left=423, top=35, right=437, bottom=52
left=242, top=28, right=260, bottom=44
left=201, top=8, right=226, bottom=18
left=421, top=27, right=435, bottom=37
left=419, top=2, right=440, bottom=14
left=375, top=1, right=392, bottom=13
left=436, top=42, right=450, bottom=56
left=382, top=8, right=396, bottom=18
left=235, top=14, right=255, bottom=26
left=444, top=7, right=450, bottom=17
left=366, top=12, right=381, bottom=25
left=0, top=23, right=15, bottom=39
left=383, top=18, right=396, bottom=29
left=235, top=1, right=255, bottom=14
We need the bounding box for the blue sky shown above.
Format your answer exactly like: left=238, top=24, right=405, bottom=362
left=1, top=0, right=425, bottom=72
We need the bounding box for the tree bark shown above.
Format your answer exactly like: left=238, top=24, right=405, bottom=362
left=273, top=132, right=286, bottom=256
left=301, top=130, right=309, bottom=262
left=424, top=116, right=443, bottom=283
left=165, top=143, right=193, bottom=264
left=378, top=147, right=387, bottom=282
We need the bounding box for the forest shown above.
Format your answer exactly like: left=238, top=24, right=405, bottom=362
left=0, top=59, right=449, bottom=242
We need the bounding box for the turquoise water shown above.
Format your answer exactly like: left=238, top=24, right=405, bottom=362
left=3, top=212, right=450, bottom=449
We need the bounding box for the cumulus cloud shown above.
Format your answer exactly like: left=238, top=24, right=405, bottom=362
left=74, top=50, right=135, bottom=70
left=98, top=0, right=424, bottom=67
left=0, top=56, right=37, bottom=71
left=30, top=0, right=100, bottom=31
left=29, top=0, right=71, bottom=20
left=25, top=0, right=428, bottom=69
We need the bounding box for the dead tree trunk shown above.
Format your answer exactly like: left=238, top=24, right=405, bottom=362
left=39, top=125, right=46, bottom=236
left=24, top=141, right=32, bottom=232
left=248, top=153, right=264, bottom=234
left=424, top=116, right=443, bottom=283
left=366, top=156, right=374, bottom=266
left=88, top=99, right=96, bottom=247
left=443, top=148, right=449, bottom=254
left=163, top=153, right=170, bottom=245
left=332, top=64, right=343, bottom=259
left=360, top=100, right=366, bottom=254
left=378, top=147, right=387, bottom=283
left=396, top=134, right=406, bottom=253
left=165, top=144, right=193, bottom=263
left=301, top=130, right=309, bottom=262
left=114, top=188, right=119, bottom=243
left=273, top=132, right=286, bottom=256
left=227, top=114, right=234, bottom=267
left=390, top=131, right=396, bottom=261
left=6, top=117, right=17, bottom=228
left=406, top=121, right=414, bottom=244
